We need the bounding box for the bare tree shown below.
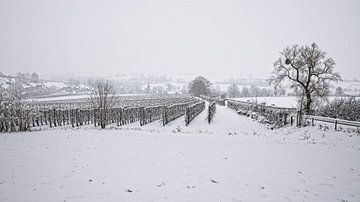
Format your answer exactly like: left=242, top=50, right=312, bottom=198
left=269, top=43, right=342, bottom=114
left=89, top=78, right=116, bottom=129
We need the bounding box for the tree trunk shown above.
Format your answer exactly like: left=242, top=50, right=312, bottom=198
left=100, top=108, right=106, bottom=129
left=304, top=90, right=312, bottom=115
left=101, top=122, right=106, bottom=129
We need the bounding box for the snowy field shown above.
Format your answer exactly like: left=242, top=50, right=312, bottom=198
left=0, top=105, right=360, bottom=201
left=231, top=96, right=298, bottom=108
left=231, top=96, right=360, bottom=108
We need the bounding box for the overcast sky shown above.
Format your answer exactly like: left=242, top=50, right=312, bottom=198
left=0, top=0, right=359, bottom=78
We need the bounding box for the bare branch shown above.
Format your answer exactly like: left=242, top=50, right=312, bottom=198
left=269, top=42, right=342, bottom=114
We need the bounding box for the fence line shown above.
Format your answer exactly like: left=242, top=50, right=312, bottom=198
left=303, top=115, right=360, bottom=130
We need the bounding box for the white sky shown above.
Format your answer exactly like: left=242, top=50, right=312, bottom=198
left=0, top=0, right=359, bottom=78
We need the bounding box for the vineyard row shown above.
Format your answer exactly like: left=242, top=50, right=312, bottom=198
left=0, top=97, right=208, bottom=132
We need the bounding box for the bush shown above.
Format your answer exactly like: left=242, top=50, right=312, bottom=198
left=316, top=97, right=360, bottom=121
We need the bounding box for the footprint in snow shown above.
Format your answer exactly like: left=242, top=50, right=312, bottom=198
left=157, top=182, right=165, bottom=187
left=210, top=179, right=219, bottom=184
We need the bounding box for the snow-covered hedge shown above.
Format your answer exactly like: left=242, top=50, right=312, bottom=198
left=316, top=97, right=360, bottom=122
left=227, top=100, right=295, bottom=127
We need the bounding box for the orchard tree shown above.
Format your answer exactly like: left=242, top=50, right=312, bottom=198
left=188, top=76, right=211, bottom=96
left=269, top=43, right=341, bottom=114
left=227, top=83, right=240, bottom=98
left=89, top=78, right=116, bottom=129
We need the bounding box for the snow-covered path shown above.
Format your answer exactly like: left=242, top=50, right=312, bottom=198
left=0, top=104, right=360, bottom=202
left=141, top=104, right=268, bottom=136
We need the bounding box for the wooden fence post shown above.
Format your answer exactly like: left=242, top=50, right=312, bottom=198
left=49, top=110, right=52, bottom=128
left=53, top=109, right=57, bottom=127
left=185, top=107, right=190, bottom=126
left=62, top=110, right=65, bottom=126
left=335, top=120, right=338, bottom=130
left=162, top=107, right=167, bottom=126
left=208, top=106, right=210, bottom=124
left=76, top=109, right=79, bottom=126
left=88, top=110, right=91, bottom=125
left=140, top=107, right=145, bottom=126
left=71, top=109, right=75, bottom=127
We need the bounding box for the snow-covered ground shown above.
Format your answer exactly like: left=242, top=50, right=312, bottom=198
left=213, top=83, right=273, bottom=92
left=43, top=81, right=67, bottom=89
left=0, top=105, right=359, bottom=201
left=231, top=96, right=298, bottom=108
left=231, top=96, right=360, bottom=108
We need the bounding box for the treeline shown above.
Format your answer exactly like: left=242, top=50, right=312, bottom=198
left=0, top=71, right=40, bottom=83
left=227, top=84, right=286, bottom=98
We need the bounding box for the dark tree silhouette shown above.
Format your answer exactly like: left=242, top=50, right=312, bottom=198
left=188, top=76, right=211, bottom=97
